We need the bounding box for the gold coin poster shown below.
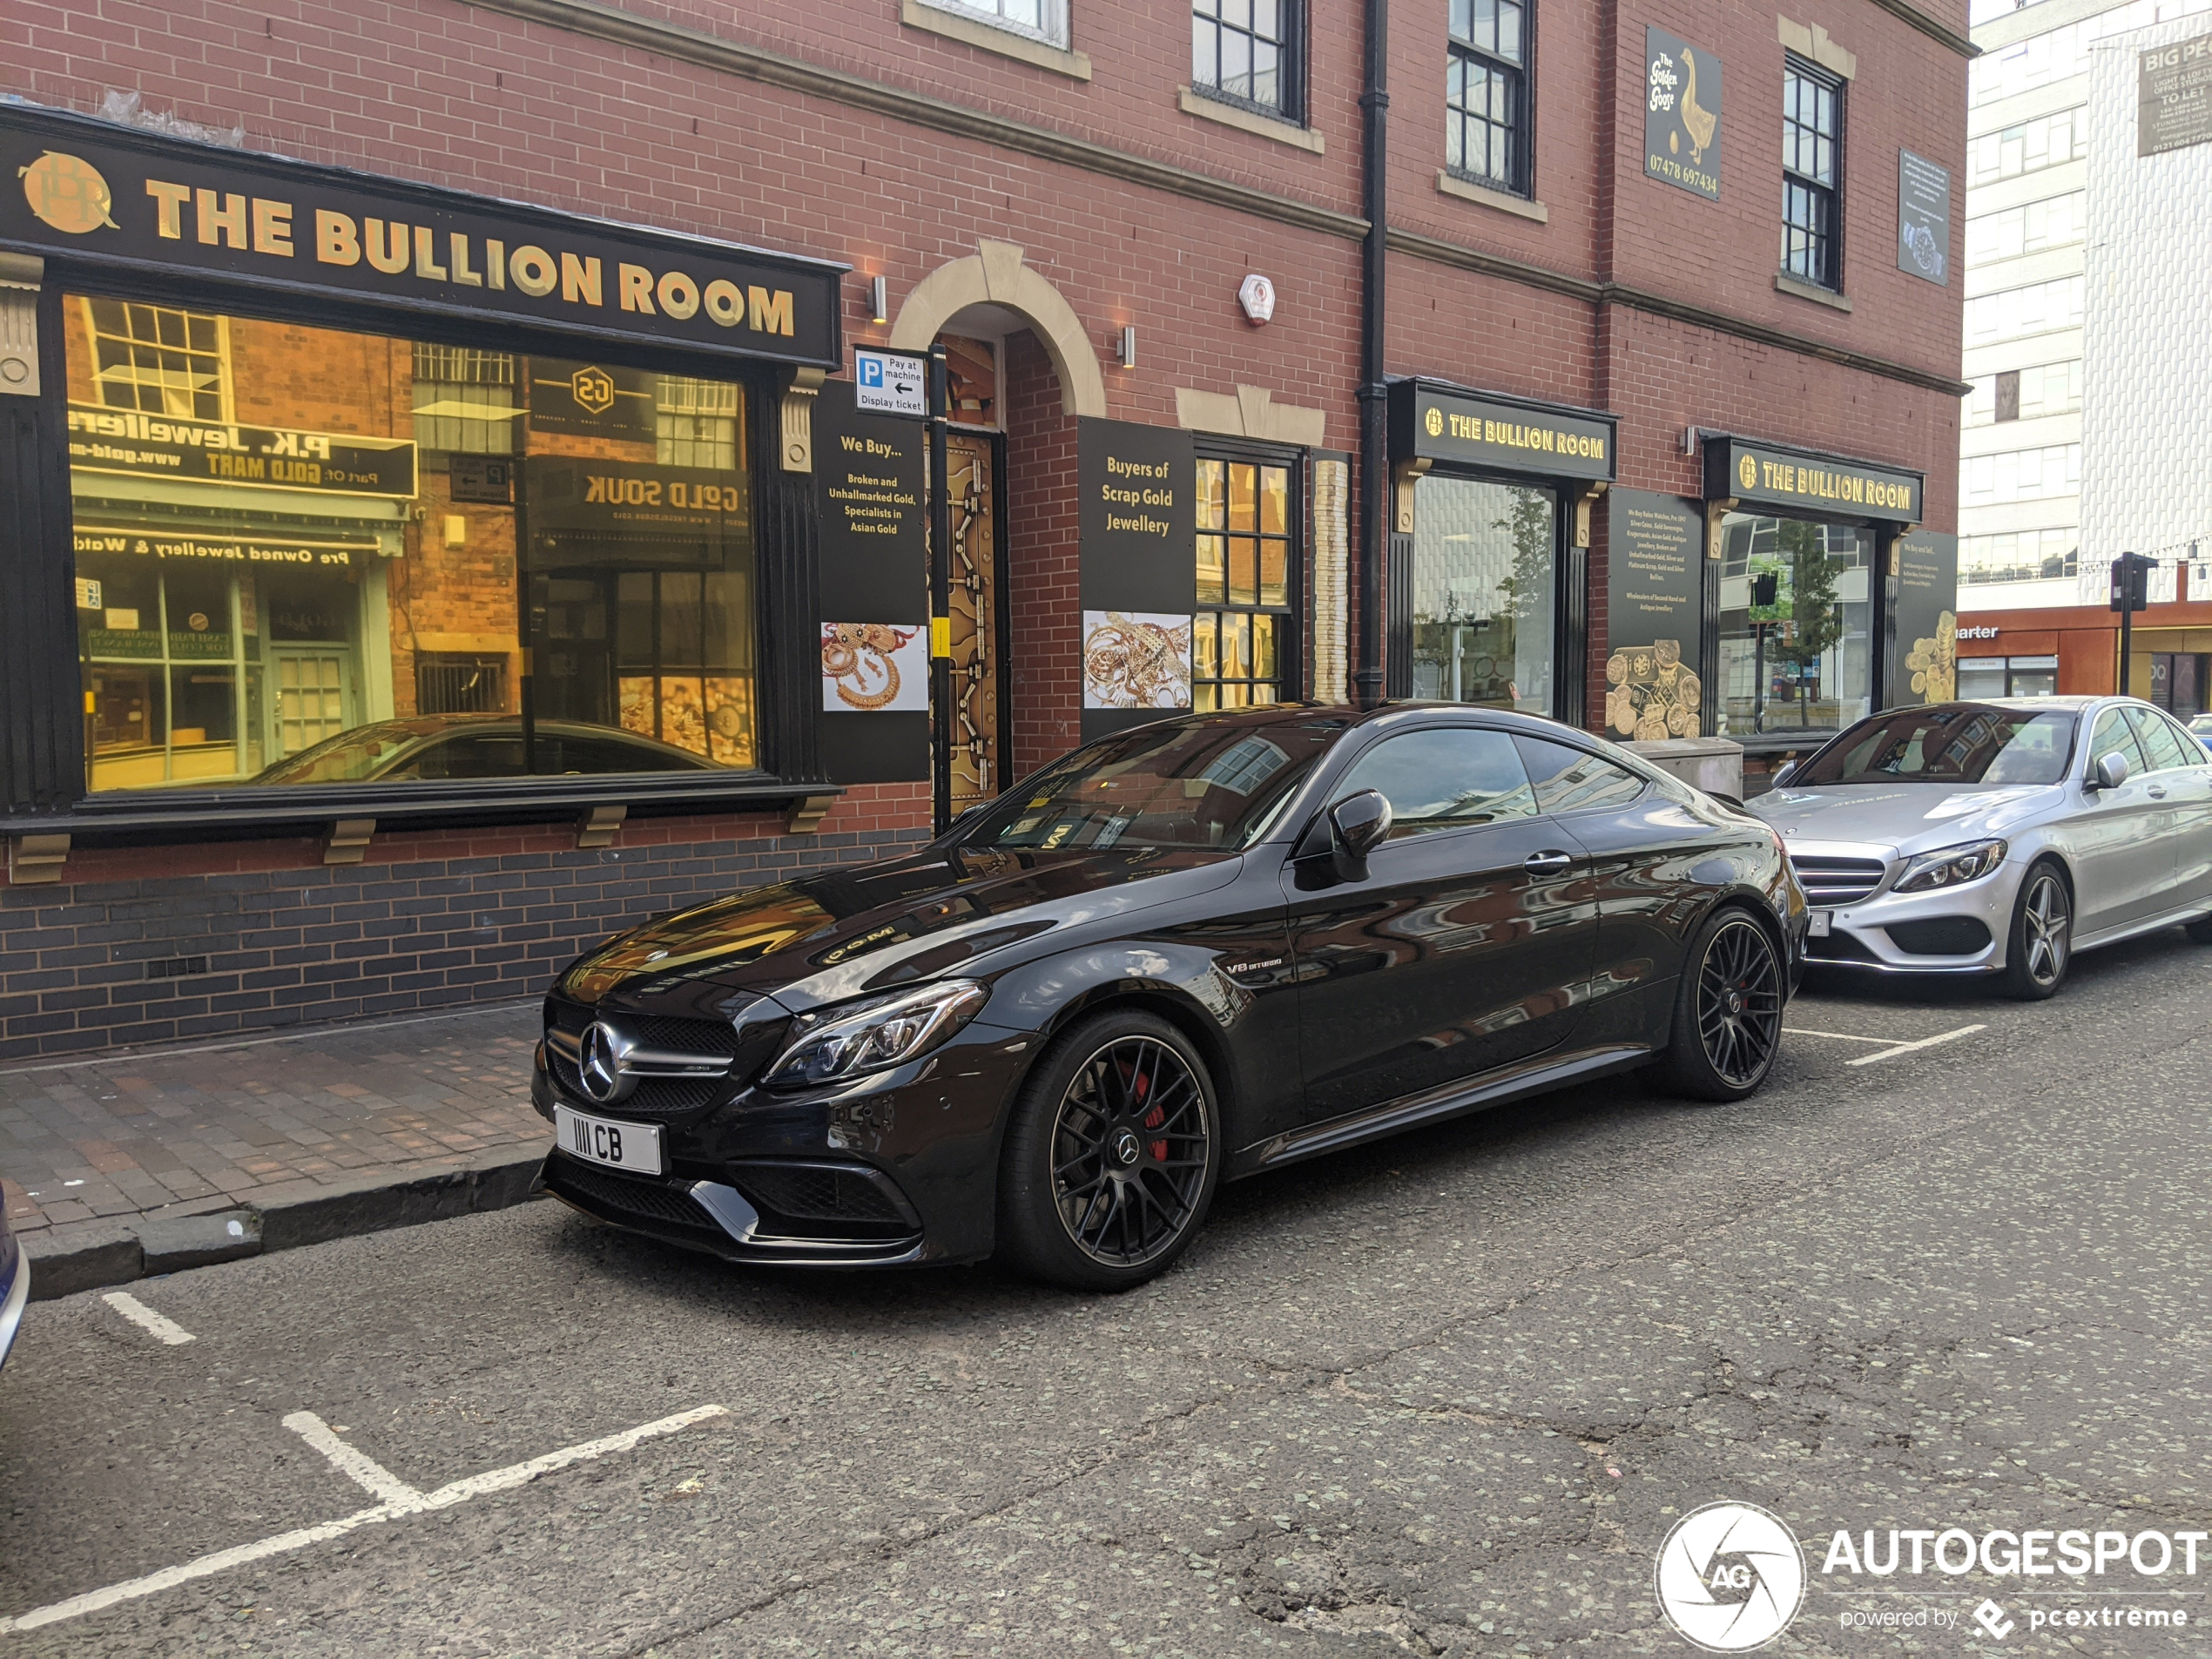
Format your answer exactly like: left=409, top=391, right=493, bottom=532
left=1604, top=489, right=1705, bottom=738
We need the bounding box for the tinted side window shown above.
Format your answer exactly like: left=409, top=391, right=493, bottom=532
left=1337, top=728, right=1536, bottom=838
left=2126, top=708, right=2196, bottom=772
left=2087, top=710, right=2148, bottom=777
left=544, top=734, right=702, bottom=774
left=389, top=734, right=527, bottom=780
left=1514, top=736, right=1647, bottom=814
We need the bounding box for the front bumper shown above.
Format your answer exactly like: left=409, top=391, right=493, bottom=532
left=531, top=1018, right=1035, bottom=1268
left=1800, top=856, right=2020, bottom=975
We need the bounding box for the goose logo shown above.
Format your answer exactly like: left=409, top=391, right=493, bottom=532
left=1655, top=1501, right=1806, bottom=1652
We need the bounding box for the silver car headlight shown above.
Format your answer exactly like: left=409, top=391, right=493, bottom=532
left=1893, top=839, right=2008, bottom=894
left=763, top=979, right=990, bottom=1089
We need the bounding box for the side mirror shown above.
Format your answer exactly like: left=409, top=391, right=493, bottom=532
left=1770, top=760, right=1798, bottom=788
left=1327, top=788, right=1393, bottom=881
left=2091, top=751, right=2130, bottom=791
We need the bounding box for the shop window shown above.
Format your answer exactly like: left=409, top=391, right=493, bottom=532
left=1718, top=515, right=1871, bottom=735
left=84, top=300, right=228, bottom=420
left=2148, top=653, right=2209, bottom=719
left=916, top=0, right=1069, bottom=49
left=1192, top=0, right=1298, bottom=118
left=65, top=297, right=759, bottom=792
left=1194, top=455, right=1298, bottom=710
left=1406, top=474, right=1555, bottom=714
left=410, top=346, right=517, bottom=456
left=1959, top=654, right=2057, bottom=700
left=1447, top=0, right=1529, bottom=195
left=1782, top=56, right=1843, bottom=290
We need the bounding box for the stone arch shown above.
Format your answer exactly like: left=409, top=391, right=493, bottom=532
left=888, top=239, right=1107, bottom=418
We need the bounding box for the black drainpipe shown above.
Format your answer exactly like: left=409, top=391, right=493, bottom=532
left=1352, top=0, right=1390, bottom=706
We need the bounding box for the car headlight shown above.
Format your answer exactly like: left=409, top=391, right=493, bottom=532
left=1893, top=839, right=2008, bottom=894
left=763, top=979, right=990, bottom=1089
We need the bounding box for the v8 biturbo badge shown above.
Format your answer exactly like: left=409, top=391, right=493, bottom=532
left=18, top=151, right=118, bottom=234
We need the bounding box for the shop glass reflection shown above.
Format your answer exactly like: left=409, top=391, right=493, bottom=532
left=65, top=299, right=757, bottom=792
left=1407, top=474, right=1554, bottom=713
left=1717, top=513, right=1871, bottom=735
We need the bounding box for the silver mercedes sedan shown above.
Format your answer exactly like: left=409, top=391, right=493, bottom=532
left=1750, top=698, right=2212, bottom=999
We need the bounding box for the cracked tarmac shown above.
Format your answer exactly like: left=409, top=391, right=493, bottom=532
left=2, top=925, right=2208, bottom=1656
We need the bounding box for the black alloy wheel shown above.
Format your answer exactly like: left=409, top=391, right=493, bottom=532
left=997, top=1010, right=1221, bottom=1291
left=2004, top=861, right=2072, bottom=1001
left=1650, top=908, right=1784, bottom=1102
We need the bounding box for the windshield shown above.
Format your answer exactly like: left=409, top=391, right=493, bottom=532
left=1797, top=705, right=2077, bottom=786
left=960, top=714, right=1346, bottom=852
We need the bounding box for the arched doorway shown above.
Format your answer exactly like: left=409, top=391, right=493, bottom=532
left=890, top=241, right=1105, bottom=805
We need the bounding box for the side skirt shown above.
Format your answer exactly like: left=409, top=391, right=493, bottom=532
left=1229, top=1043, right=1653, bottom=1177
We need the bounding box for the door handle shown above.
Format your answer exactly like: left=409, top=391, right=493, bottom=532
left=2149, top=786, right=2168, bottom=799
left=1524, top=851, right=1575, bottom=873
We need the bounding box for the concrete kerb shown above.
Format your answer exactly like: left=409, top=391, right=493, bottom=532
left=20, top=1146, right=549, bottom=1300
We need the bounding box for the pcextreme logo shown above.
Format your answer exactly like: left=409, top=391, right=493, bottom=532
left=1655, top=1501, right=1808, bottom=1652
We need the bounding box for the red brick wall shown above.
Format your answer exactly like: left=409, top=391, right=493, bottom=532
left=1001, top=329, right=1082, bottom=776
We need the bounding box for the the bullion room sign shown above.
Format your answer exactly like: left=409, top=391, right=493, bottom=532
left=1645, top=27, right=1723, bottom=200
left=3, top=103, right=843, bottom=368
left=1704, top=435, right=1923, bottom=524
left=1077, top=417, right=1196, bottom=744
left=1389, top=379, right=1616, bottom=483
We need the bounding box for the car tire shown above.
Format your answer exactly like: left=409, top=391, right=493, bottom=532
left=1648, top=907, right=1785, bottom=1103
left=995, top=1008, right=1223, bottom=1292
left=2002, top=860, right=2072, bottom=1001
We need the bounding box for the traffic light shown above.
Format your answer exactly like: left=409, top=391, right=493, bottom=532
left=1750, top=572, right=1779, bottom=607
left=2109, top=551, right=2155, bottom=613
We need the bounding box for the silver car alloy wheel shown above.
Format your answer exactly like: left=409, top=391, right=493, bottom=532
left=2020, top=869, right=2070, bottom=988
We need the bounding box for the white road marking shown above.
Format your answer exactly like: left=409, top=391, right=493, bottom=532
left=282, top=1412, right=423, bottom=1507
left=0, top=1403, right=728, bottom=1634
left=100, top=1292, right=195, bottom=1346
left=1846, top=1022, right=1987, bottom=1067
left=1783, top=1027, right=1899, bottom=1045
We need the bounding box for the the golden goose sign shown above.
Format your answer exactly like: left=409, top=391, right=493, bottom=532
left=1645, top=27, right=1723, bottom=201
left=3, top=105, right=843, bottom=368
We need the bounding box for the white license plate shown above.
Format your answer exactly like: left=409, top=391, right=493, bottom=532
left=554, top=1105, right=665, bottom=1176
left=1809, top=910, right=1832, bottom=937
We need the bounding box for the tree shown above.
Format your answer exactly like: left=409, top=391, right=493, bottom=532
left=1771, top=521, right=1844, bottom=725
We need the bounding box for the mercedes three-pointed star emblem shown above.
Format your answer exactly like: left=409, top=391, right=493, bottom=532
left=578, top=1021, right=633, bottom=1104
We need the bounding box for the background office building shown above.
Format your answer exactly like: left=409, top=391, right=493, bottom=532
left=1956, top=0, right=2212, bottom=708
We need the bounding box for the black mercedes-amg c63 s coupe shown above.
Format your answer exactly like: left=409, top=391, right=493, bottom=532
left=536, top=705, right=1806, bottom=1289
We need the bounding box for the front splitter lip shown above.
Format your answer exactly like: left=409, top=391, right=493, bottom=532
left=541, top=1151, right=928, bottom=1269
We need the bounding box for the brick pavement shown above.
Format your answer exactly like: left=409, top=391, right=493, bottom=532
left=0, top=1001, right=548, bottom=1238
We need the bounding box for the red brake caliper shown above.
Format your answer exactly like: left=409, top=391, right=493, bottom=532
left=1137, top=1068, right=1168, bottom=1162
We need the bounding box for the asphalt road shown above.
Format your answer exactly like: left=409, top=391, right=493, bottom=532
left=3, top=927, right=2209, bottom=1658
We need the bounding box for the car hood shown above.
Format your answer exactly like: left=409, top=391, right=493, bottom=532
left=554, top=844, right=1246, bottom=1015
left=1751, top=782, right=2066, bottom=858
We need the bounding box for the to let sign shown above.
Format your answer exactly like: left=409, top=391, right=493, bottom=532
left=2139, top=31, right=2212, bottom=157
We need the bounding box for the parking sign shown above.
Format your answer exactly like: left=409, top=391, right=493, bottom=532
left=853, top=349, right=927, bottom=416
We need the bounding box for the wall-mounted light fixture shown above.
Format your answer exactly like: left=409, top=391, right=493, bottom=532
left=869, top=274, right=889, bottom=326
left=1114, top=324, right=1136, bottom=368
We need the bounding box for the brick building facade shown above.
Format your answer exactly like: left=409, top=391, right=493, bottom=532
left=0, top=0, right=1967, bottom=1058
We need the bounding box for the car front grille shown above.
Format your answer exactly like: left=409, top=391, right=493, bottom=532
left=544, top=1158, right=729, bottom=1248
left=544, top=1052, right=720, bottom=1120
left=1790, top=856, right=1889, bottom=907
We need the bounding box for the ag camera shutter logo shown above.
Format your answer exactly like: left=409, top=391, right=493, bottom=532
left=1655, top=1501, right=1807, bottom=1651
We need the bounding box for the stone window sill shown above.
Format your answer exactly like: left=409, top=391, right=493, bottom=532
left=900, top=0, right=1091, bottom=79
left=1177, top=87, right=1325, bottom=153
left=1775, top=271, right=1853, bottom=311
left=1434, top=170, right=1548, bottom=223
